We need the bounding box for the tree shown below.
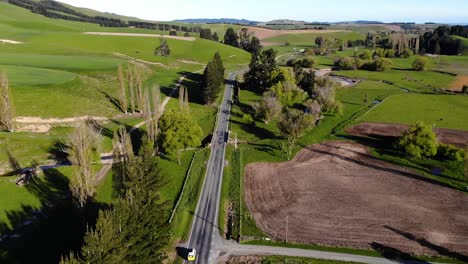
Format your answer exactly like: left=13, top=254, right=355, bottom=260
left=63, top=141, right=170, bottom=263
left=462, top=85, right=468, bottom=95
left=159, top=110, right=202, bottom=164
left=201, top=52, right=225, bottom=104
left=117, top=65, right=128, bottom=114
left=412, top=56, right=429, bottom=71
left=267, top=81, right=307, bottom=108
left=374, top=58, right=393, bottom=71
left=0, top=71, right=15, bottom=132
left=243, top=48, right=278, bottom=93
left=252, top=94, right=282, bottom=124
left=277, top=109, right=314, bottom=160
left=224, top=28, right=239, bottom=47
left=212, top=32, right=219, bottom=42
left=199, top=28, right=212, bottom=40
left=154, top=38, right=170, bottom=57
left=399, top=122, right=438, bottom=159
left=305, top=99, right=322, bottom=123
left=239, top=28, right=252, bottom=50
left=249, top=36, right=262, bottom=55
left=359, top=50, right=373, bottom=60
left=315, top=37, right=324, bottom=48
left=67, top=122, right=102, bottom=207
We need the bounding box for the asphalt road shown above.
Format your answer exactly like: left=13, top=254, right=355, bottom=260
left=186, top=72, right=236, bottom=264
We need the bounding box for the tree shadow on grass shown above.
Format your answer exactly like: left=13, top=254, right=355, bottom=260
left=230, top=120, right=277, bottom=141
left=0, top=169, right=106, bottom=263
left=178, top=71, right=204, bottom=105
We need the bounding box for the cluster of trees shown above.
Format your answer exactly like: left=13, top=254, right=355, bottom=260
left=0, top=72, right=15, bottom=132
left=334, top=53, right=393, bottom=72
left=201, top=52, right=225, bottom=104
left=286, top=58, right=315, bottom=69
left=116, top=64, right=146, bottom=114
left=61, top=133, right=170, bottom=263
left=314, top=37, right=347, bottom=54
left=450, top=25, right=468, bottom=38
left=9, top=0, right=127, bottom=27
left=420, top=26, right=464, bottom=55
left=399, top=122, right=465, bottom=161
left=243, top=49, right=342, bottom=159
left=223, top=28, right=262, bottom=54
left=199, top=28, right=219, bottom=41
left=9, top=0, right=210, bottom=31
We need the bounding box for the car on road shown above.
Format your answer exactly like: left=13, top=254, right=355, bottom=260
left=187, top=248, right=196, bottom=261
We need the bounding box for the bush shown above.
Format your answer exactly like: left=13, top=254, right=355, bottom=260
left=385, top=50, right=395, bottom=58
left=301, top=58, right=315, bottom=68
left=412, top=56, right=429, bottom=71
left=400, top=48, right=414, bottom=58
left=437, top=144, right=465, bottom=161
left=399, top=122, right=437, bottom=159
left=374, top=58, right=393, bottom=71
left=183, top=32, right=190, bottom=37
left=462, top=85, right=468, bottom=94
left=169, top=30, right=177, bottom=36
left=334, top=56, right=355, bottom=70
left=285, top=41, right=291, bottom=46
left=359, top=50, right=373, bottom=60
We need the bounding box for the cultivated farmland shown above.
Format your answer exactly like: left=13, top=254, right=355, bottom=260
left=244, top=141, right=468, bottom=257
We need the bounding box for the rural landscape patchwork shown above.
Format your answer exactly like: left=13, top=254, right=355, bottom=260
left=0, top=0, right=467, bottom=263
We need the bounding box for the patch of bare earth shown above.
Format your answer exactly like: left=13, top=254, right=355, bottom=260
left=347, top=122, right=468, bottom=148
left=245, top=141, right=468, bottom=257
left=243, top=27, right=349, bottom=40
left=448, top=75, right=468, bottom=91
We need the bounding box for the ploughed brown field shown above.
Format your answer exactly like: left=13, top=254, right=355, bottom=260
left=347, top=122, right=468, bottom=148
left=244, top=141, right=468, bottom=257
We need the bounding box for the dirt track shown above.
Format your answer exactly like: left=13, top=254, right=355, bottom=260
left=244, top=141, right=468, bottom=257
left=347, top=122, right=468, bottom=148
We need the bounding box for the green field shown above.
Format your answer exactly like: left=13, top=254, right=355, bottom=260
left=334, top=68, right=454, bottom=93
left=361, top=94, right=468, bottom=130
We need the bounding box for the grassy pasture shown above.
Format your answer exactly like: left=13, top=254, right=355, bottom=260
left=334, top=69, right=454, bottom=93
left=0, top=53, right=122, bottom=72
left=0, top=64, right=76, bottom=86
left=361, top=94, right=468, bottom=130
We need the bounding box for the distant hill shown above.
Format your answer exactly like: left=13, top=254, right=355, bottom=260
left=174, top=18, right=258, bottom=25
left=334, top=20, right=384, bottom=24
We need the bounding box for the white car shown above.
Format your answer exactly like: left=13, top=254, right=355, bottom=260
left=187, top=248, right=196, bottom=262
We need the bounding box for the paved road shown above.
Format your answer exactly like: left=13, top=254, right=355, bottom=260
left=186, top=72, right=236, bottom=264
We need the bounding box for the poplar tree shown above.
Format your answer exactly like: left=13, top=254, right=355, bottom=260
left=0, top=72, right=15, bottom=132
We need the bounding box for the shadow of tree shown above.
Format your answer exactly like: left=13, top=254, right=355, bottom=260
left=0, top=169, right=106, bottom=263
left=178, top=71, right=204, bottom=105
left=385, top=226, right=468, bottom=262
left=370, top=242, right=430, bottom=263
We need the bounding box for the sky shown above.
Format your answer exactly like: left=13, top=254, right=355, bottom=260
left=57, top=0, right=468, bottom=23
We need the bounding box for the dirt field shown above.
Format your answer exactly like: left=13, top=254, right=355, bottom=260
left=347, top=122, right=468, bottom=148
left=244, top=141, right=468, bottom=257
left=448, top=75, right=468, bottom=91
left=243, top=27, right=348, bottom=40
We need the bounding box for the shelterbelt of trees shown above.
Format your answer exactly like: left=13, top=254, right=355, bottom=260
left=8, top=0, right=205, bottom=32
